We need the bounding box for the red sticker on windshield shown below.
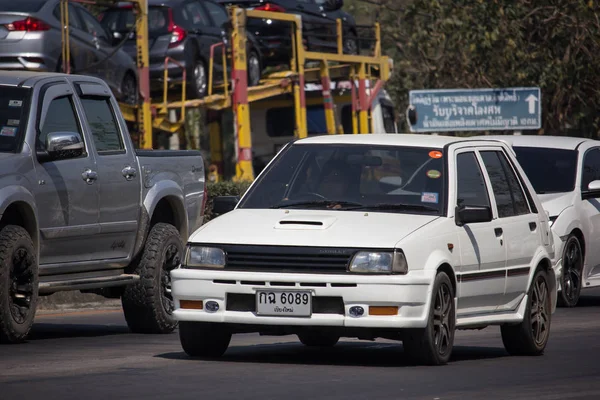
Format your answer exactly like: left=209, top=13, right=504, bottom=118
left=429, top=150, right=443, bottom=159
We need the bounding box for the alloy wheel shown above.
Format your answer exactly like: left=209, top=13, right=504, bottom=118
left=161, top=244, right=181, bottom=315
left=562, top=239, right=583, bottom=304
left=530, top=275, right=550, bottom=346
left=432, top=282, right=453, bottom=356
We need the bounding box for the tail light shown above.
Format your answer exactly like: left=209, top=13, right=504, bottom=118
left=167, top=8, right=186, bottom=48
left=5, top=17, right=50, bottom=32
left=255, top=3, right=285, bottom=12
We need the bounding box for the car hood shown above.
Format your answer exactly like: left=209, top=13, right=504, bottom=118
left=538, top=192, right=576, bottom=218
left=190, top=209, right=440, bottom=248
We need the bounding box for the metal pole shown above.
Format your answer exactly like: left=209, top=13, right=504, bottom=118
left=134, top=0, right=153, bottom=149
left=358, top=63, right=369, bottom=134
left=320, top=61, right=336, bottom=134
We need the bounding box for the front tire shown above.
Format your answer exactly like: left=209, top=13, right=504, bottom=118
left=403, top=272, right=455, bottom=365
left=557, top=235, right=583, bottom=308
left=0, top=225, right=38, bottom=344
left=122, top=223, right=183, bottom=334
left=179, top=322, right=231, bottom=358
left=501, top=268, right=552, bottom=356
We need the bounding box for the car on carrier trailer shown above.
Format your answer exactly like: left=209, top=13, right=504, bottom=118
left=0, top=71, right=206, bottom=344
left=171, top=134, right=557, bottom=365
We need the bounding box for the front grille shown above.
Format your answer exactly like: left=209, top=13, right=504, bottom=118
left=219, top=244, right=358, bottom=274
left=226, top=293, right=345, bottom=315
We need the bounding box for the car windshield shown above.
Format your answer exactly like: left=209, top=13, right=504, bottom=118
left=238, top=144, right=446, bottom=215
left=0, top=86, right=31, bottom=153
left=513, top=146, right=578, bottom=194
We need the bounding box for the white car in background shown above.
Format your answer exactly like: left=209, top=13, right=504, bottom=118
left=171, top=134, right=556, bottom=365
left=483, top=135, right=600, bottom=307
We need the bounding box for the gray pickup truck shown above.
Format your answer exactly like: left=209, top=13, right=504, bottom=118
left=0, top=71, right=206, bottom=343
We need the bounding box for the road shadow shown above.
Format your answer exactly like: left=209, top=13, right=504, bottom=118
left=575, top=295, right=600, bottom=307
left=155, top=341, right=508, bottom=368
left=25, top=323, right=131, bottom=341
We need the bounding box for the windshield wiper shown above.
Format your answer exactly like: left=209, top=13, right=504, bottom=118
left=358, top=203, right=440, bottom=213
left=270, top=200, right=364, bottom=209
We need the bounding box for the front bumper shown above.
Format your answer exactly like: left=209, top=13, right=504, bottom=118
left=171, top=269, right=435, bottom=329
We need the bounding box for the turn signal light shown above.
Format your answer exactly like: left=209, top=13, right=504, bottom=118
left=180, top=300, right=203, bottom=310
left=369, top=306, right=398, bottom=316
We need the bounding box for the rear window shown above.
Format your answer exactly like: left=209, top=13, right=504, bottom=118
left=99, top=6, right=170, bottom=36
left=3, top=1, right=45, bottom=12
left=0, top=86, right=31, bottom=153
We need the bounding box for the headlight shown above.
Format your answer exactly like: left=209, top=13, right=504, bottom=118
left=184, top=246, right=226, bottom=269
left=349, top=250, right=408, bottom=274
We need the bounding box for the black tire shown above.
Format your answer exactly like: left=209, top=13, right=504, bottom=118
left=247, top=50, right=261, bottom=87
left=189, top=58, right=208, bottom=99
left=501, top=268, right=552, bottom=356
left=298, top=330, right=339, bottom=347
left=122, top=223, right=183, bottom=334
left=343, top=30, right=359, bottom=55
left=179, top=322, right=231, bottom=358
left=403, top=272, right=455, bottom=365
left=557, top=235, right=583, bottom=308
left=0, top=225, right=38, bottom=344
left=121, top=72, right=138, bottom=105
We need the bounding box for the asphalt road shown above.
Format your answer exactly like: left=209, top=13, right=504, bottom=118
left=2, top=289, right=600, bottom=400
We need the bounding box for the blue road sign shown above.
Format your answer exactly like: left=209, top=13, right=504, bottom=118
left=407, top=87, right=541, bottom=132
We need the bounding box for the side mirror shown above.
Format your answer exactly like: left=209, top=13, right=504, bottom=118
left=582, top=180, right=600, bottom=200
left=323, top=0, right=343, bottom=11
left=455, top=205, right=492, bottom=226
left=39, top=131, right=85, bottom=162
left=212, top=195, right=240, bottom=216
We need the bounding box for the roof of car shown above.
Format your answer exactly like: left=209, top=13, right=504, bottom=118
left=476, top=135, right=596, bottom=150
left=0, top=70, right=104, bottom=88
left=294, top=133, right=505, bottom=148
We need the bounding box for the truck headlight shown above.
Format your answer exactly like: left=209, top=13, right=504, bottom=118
left=184, top=246, right=226, bottom=269
left=349, top=250, right=408, bottom=274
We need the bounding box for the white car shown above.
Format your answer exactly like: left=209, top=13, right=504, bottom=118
left=482, top=135, right=600, bottom=307
left=171, top=134, right=557, bottom=365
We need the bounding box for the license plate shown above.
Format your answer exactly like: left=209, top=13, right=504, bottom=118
left=256, top=289, right=312, bottom=317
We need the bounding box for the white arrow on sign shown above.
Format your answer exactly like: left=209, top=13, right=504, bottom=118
left=525, top=94, right=538, bottom=114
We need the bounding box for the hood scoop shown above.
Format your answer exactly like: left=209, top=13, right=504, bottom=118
left=275, top=215, right=337, bottom=230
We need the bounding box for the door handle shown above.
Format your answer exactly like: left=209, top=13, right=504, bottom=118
left=122, top=166, right=137, bottom=180
left=494, top=227, right=503, bottom=237
left=81, top=168, right=98, bottom=184
left=529, top=222, right=537, bottom=231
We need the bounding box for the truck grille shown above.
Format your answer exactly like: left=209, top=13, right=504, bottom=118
left=219, top=244, right=357, bottom=274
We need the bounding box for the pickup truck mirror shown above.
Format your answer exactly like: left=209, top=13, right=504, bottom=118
left=582, top=180, right=600, bottom=200
left=41, top=131, right=85, bottom=162
left=455, top=205, right=492, bottom=226
left=212, top=196, right=240, bottom=216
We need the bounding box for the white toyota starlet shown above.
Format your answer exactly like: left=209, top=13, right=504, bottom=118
left=171, top=134, right=557, bottom=365
left=483, top=135, right=600, bottom=307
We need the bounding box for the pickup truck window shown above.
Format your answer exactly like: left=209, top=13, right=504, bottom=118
left=0, top=86, right=30, bottom=153
left=80, top=98, right=124, bottom=153
left=456, top=152, right=490, bottom=209
left=239, top=144, right=445, bottom=215
left=39, top=96, right=83, bottom=151
left=481, top=150, right=529, bottom=218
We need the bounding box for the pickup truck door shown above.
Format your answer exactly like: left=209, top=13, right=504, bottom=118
left=33, top=84, right=100, bottom=266
left=76, top=83, right=141, bottom=260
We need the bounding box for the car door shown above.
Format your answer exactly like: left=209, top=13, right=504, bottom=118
left=33, top=84, right=100, bottom=267
left=199, top=1, right=232, bottom=71
left=479, top=149, right=540, bottom=311
left=454, top=150, right=507, bottom=316
left=578, top=147, right=600, bottom=281
left=75, top=83, right=141, bottom=260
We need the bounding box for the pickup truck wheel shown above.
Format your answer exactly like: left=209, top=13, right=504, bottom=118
left=403, top=272, right=455, bottom=365
left=501, top=268, right=551, bottom=356
left=122, top=223, right=182, bottom=334
left=179, top=322, right=231, bottom=358
left=0, top=225, right=38, bottom=344
left=557, top=235, right=583, bottom=308
left=298, top=330, right=339, bottom=347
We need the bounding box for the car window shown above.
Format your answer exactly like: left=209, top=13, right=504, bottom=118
left=481, top=150, right=529, bottom=218
left=38, top=96, right=83, bottom=152
left=80, top=98, right=124, bottom=153
left=381, top=104, right=396, bottom=133
left=581, top=148, right=600, bottom=191
left=53, top=4, right=84, bottom=30
left=202, top=1, right=229, bottom=26
left=266, top=105, right=328, bottom=137
left=182, top=1, right=211, bottom=28
left=513, top=146, right=577, bottom=194
left=456, top=152, right=490, bottom=209
left=0, top=86, right=31, bottom=153
left=78, top=7, right=110, bottom=41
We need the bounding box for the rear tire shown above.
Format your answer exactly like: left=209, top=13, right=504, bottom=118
left=122, top=223, right=183, bottom=334
left=179, top=322, right=231, bottom=358
left=501, top=268, right=551, bottom=356
left=0, top=225, right=38, bottom=344
left=403, top=272, right=455, bottom=365
left=298, top=330, right=339, bottom=347
left=247, top=50, right=261, bottom=87
left=557, top=235, right=583, bottom=308
left=121, top=72, right=138, bottom=105
left=189, top=58, right=208, bottom=99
